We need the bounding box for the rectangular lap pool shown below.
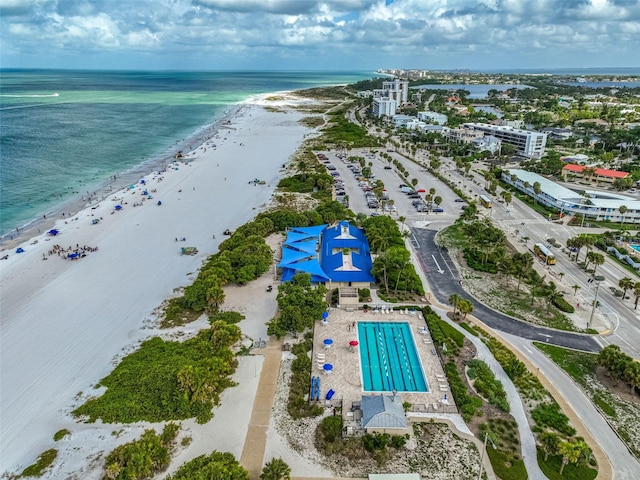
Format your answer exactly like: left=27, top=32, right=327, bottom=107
left=358, top=321, right=429, bottom=392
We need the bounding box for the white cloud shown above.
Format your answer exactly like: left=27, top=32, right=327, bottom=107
left=1, top=0, right=639, bottom=70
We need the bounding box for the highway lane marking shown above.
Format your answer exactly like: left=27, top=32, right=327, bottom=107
left=431, top=254, right=445, bottom=274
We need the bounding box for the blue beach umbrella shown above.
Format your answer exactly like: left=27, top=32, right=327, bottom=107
left=322, top=311, right=329, bottom=319
left=323, top=363, right=333, bottom=373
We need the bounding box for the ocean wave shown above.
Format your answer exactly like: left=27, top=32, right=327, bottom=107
left=0, top=93, right=59, bottom=98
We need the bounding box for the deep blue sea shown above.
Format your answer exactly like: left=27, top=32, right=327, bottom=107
left=0, top=70, right=373, bottom=237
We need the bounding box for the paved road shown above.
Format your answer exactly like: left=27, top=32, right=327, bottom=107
left=411, top=227, right=603, bottom=352
left=504, top=333, right=639, bottom=479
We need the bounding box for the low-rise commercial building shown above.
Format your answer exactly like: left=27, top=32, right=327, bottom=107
left=503, top=169, right=640, bottom=223
left=561, top=164, right=630, bottom=184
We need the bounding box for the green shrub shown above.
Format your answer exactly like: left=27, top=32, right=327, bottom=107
left=53, top=429, right=70, bottom=441
left=319, top=415, right=343, bottom=442
left=209, top=311, right=245, bottom=324
left=487, top=447, right=528, bottom=480
left=531, top=403, right=576, bottom=436
left=362, top=432, right=390, bottom=452
left=103, top=424, right=179, bottom=480
left=20, top=449, right=57, bottom=477
left=551, top=295, right=575, bottom=313
left=166, top=451, right=249, bottom=480
left=390, top=434, right=408, bottom=449
left=467, top=359, right=510, bottom=412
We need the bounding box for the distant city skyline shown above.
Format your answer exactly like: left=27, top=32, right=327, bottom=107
left=2, top=0, right=640, bottom=72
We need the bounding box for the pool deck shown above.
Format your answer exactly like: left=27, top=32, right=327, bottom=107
left=313, top=307, right=456, bottom=428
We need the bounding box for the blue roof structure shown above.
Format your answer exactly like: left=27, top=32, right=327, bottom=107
left=279, top=221, right=375, bottom=285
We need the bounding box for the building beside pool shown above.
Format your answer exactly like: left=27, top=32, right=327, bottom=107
left=360, top=393, right=408, bottom=434
left=278, top=221, right=375, bottom=297
left=503, top=169, right=640, bottom=224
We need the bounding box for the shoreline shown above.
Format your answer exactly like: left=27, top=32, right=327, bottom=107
left=0, top=91, right=315, bottom=475
left=0, top=103, right=246, bottom=251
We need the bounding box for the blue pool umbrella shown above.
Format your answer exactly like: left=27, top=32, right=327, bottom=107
left=323, top=363, right=333, bottom=373
left=323, top=338, right=333, bottom=348
left=322, top=311, right=329, bottom=319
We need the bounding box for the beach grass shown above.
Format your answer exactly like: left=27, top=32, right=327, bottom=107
left=19, top=449, right=57, bottom=478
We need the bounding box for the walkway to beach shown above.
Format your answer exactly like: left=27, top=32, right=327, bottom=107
left=239, top=339, right=282, bottom=479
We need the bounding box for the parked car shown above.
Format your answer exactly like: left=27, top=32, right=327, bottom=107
left=432, top=207, right=444, bottom=213
left=454, top=198, right=465, bottom=202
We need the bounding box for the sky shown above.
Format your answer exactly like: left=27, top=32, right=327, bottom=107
left=1, top=0, right=639, bottom=72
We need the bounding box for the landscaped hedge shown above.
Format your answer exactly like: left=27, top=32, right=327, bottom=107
left=467, top=359, right=509, bottom=412
left=444, top=361, right=483, bottom=421
left=423, top=306, right=464, bottom=355
left=552, top=295, right=575, bottom=313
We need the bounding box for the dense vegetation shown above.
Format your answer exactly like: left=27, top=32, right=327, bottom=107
left=266, top=273, right=328, bottom=338
left=103, top=423, right=179, bottom=480
left=423, top=305, right=464, bottom=355
left=166, top=451, right=249, bottom=480
left=74, top=321, right=241, bottom=424
left=597, top=344, right=640, bottom=394
left=287, top=332, right=323, bottom=419
left=466, top=359, right=509, bottom=412
left=363, top=215, right=424, bottom=296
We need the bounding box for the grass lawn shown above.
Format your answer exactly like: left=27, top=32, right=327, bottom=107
left=537, top=448, right=597, bottom=480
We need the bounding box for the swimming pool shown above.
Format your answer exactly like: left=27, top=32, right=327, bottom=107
left=358, top=322, right=429, bottom=392
left=630, top=245, right=640, bottom=253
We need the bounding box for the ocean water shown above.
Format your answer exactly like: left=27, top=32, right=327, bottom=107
left=0, top=70, right=373, bottom=238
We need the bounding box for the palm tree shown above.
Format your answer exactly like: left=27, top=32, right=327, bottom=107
left=533, top=181, right=542, bottom=204
left=591, top=252, right=605, bottom=275
left=448, top=293, right=462, bottom=316
left=261, top=458, right=291, bottom=480
left=539, top=431, right=560, bottom=461
left=624, top=361, right=640, bottom=395
left=618, top=277, right=635, bottom=300
left=558, top=440, right=581, bottom=474
left=619, top=205, right=628, bottom=225
left=511, top=252, right=534, bottom=293
left=458, top=299, right=474, bottom=319
left=544, top=281, right=562, bottom=312
left=633, top=282, right=640, bottom=309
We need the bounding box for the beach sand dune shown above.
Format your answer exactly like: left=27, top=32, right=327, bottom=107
left=0, top=99, right=311, bottom=475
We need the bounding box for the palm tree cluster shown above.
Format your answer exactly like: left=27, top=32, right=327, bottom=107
left=539, top=432, right=592, bottom=475
left=598, top=345, right=640, bottom=395
left=617, top=276, right=640, bottom=308
left=566, top=234, right=605, bottom=274
left=448, top=293, right=474, bottom=319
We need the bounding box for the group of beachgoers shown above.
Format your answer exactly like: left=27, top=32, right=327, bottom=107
left=44, top=243, right=99, bottom=261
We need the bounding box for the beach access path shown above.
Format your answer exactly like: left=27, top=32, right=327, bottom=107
left=0, top=96, right=312, bottom=474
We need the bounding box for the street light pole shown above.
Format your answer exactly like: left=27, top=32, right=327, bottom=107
left=477, top=432, right=496, bottom=480
left=588, top=280, right=601, bottom=329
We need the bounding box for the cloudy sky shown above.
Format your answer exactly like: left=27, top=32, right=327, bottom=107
left=1, top=0, right=639, bottom=71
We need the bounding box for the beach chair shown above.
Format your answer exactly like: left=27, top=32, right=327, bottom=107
left=316, top=353, right=326, bottom=360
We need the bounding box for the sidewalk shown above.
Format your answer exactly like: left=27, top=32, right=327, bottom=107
left=239, top=339, right=283, bottom=479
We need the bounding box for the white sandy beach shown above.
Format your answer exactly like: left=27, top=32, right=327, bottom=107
left=0, top=96, right=314, bottom=476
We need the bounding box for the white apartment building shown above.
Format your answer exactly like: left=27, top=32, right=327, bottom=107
left=463, top=123, right=547, bottom=159
left=417, top=111, right=448, bottom=125
left=382, top=78, right=409, bottom=103
left=372, top=97, right=397, bottom=117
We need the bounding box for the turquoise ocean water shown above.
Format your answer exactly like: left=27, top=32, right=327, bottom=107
left=0, top=70, right=373, bottom=238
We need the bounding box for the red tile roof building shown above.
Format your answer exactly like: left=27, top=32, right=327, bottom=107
left=562, top=163, right=629, bottom=183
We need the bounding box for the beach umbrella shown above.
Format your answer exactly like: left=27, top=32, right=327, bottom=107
left=322, top=311, right=329, bottom=320
left=16, top=247, right=25, bottom=254
left=349, top=340, right=359, bottom=352
left=323, top=363, right=333, bottom=374
left=114, top=205, right=122, bottom=211
left=47, top=229, right=59, bottom=236
left=323, top=338, right=333, bottom=349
